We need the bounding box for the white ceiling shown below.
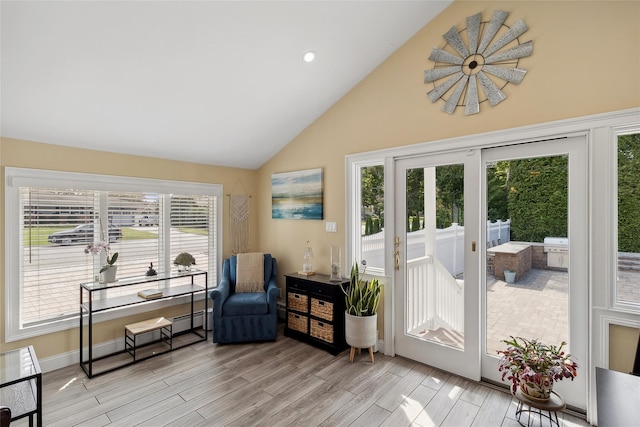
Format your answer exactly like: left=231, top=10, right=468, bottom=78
left=1, top=1, right=451, bottom=169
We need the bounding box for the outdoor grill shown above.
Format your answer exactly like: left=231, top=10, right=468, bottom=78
left=543, top=237, right=569, bottom=268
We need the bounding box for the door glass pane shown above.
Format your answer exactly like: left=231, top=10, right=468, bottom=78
left=617, top=132, right=640, bottom=306
left=405, top=164, right=464, bottom=349
left=485, top=155, right=569, bottom=356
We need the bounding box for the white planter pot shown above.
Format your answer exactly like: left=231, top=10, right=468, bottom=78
left=345, top=312, right=377, bottom=349
left=504, top=269, right=516, bottom=284
left=100, top=265, right=118, bottom=283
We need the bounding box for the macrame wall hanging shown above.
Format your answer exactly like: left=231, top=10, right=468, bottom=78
left=229, top=194, right=250, bottom=254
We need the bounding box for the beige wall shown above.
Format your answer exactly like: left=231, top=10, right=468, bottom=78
left=0, top=137, right=259, bottom=357
left=609, top=324, right=640, bottom=374
left=257, top=1, right=640, bottom=332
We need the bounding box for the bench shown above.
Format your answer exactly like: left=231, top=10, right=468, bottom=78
left=125, top=317, right=172, bottom=361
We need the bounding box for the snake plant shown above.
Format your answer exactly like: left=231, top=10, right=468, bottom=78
left=341, top=261, right=382, bottom=316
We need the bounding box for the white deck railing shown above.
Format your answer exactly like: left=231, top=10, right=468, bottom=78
left=406, top=255, right=464, bottom=333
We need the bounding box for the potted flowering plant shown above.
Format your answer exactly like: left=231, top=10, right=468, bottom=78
left=497, top=336, right=578, bottom=401
left=84, top=220, right=119, bottom=283
left=85, top=240, right=119, bottom=283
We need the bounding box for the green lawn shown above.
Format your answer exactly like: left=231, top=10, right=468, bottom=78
left=24, top=226, right=158, bottom=246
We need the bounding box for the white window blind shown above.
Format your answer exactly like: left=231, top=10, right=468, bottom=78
left=20, top=187, right=98, bottom=327
left=170, top=195, right=213, bottom=273
left=5, top=167, right=222, bottom=341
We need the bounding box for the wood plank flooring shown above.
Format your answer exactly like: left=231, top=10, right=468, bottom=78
left=15, top=328, right=591, bottom=426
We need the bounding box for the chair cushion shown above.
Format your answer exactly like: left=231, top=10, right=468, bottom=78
left=223, top=292, right=269, bottom=316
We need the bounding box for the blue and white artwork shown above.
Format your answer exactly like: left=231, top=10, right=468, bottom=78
left=272, top=168, right=323, bottom=220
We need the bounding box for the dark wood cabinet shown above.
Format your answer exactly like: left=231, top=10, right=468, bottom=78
left=284, top=273, right=349, bottom=355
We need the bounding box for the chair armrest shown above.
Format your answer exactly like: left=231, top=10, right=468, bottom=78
left=266, top=277, right=280, bottom=310
left=210, top=278, right=230, bottom=317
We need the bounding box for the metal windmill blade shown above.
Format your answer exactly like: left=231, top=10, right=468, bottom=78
left=482, top=65, right=528, bottom=84
left=427, top=71, right=465, bottom=103
left=482, top=19, right=529, bottom=57
left=428, top=48, right=464, bottom=65
left=485, top=41, right=533, bottom=64
left=424, top=66, right=462, bottom=83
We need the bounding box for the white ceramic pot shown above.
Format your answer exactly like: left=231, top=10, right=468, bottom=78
left=345, top=312, right=377, bottom=349
left=100, top=265, right=117, bottom=283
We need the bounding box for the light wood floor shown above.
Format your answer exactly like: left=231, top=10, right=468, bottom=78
left=17, top=329, right=591, bottom=427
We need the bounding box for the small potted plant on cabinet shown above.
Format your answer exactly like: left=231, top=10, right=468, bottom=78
left=497, top=336, right=578, bottom=401
left=341, top=260, right=382, bottom=363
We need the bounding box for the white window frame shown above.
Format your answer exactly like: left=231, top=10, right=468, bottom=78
left=345, top=155, right=390, bottom=277
left=5, top=167, right=223, bottom=342
left=611, top=124, right=640, bottom=313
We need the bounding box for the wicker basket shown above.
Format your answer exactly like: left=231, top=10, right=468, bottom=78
left=310, top=319, right=334, bottom=343
left=288, top=312, right=308, bottom=334
left=287, top=292, right=308, bottom=312
left=310, top=298, right=333, bottom=321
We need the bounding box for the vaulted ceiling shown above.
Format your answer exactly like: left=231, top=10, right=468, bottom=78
left=1, top=1, right=451, bottom=169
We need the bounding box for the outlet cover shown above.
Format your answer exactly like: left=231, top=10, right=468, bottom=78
left=325, top=222, right=337, bottom=232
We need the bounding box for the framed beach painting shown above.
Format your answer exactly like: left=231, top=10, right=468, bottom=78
left=272, top=168, right=323, bottom=220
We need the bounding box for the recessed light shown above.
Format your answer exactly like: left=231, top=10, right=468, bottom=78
left=303, top=51, right=316, bottom=63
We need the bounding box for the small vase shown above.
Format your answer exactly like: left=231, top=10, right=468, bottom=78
left=330, top=246, right=341, bottom=281
left=178, top=264, right=191, bottom=273
left=100, top=265, right=117, bottom=283
left=519, top=375, right=553, bottom=401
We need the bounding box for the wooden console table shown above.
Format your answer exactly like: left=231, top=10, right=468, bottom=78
left=80, top=270, right=208, bottom=378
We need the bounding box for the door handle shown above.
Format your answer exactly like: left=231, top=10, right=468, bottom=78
left=394, top=237, right=400, bottom=270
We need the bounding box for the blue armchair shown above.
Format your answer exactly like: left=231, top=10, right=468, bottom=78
left=209, top=253, right=280, bottom=343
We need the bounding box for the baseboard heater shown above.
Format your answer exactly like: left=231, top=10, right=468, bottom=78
left=172, top=310, right=206, bottom=334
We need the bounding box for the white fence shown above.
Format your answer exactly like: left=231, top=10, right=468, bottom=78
left=362, top=219, right=511, bottom=276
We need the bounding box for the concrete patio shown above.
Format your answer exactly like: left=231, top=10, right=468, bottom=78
left=419, top=267, right=639, bottom=355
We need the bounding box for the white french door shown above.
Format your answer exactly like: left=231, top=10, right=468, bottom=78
left=392, top=136, right=588, bottom=410
left=480, top=137, right=588, bottom=410
left=393, top=150, right=480, bottom=380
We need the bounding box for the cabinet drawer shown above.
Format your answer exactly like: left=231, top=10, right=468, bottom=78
left=310, top=283, right=338, bottom=298
left=310, top=319, right=334, bottom=344
left=310, top=298, right=334, bottom=321
left=288, top=313, right=308, bottom=334
left=288, top=292, right=308, bottom=312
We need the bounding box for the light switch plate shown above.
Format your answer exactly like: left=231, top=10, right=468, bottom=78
left=325, top=221, right=337, bottom=232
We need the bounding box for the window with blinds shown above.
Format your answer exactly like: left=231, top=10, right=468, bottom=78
left=5, top=168, right=222, bottom=340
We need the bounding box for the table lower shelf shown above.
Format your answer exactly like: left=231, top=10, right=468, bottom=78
left=0, top=379, right=38, bottom=422
left=80, top=328, right=206, bottom=378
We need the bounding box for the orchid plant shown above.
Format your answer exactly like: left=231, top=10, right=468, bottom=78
left=497, top=336, right=578, bottom=394
left=84, top=221, right=118, bottom=273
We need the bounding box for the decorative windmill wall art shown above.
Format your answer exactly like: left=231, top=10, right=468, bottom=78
left=424, top=10, right=533, bottom=115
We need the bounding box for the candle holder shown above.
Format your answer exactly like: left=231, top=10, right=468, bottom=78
left=298, top=241, right=315, bottom=276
